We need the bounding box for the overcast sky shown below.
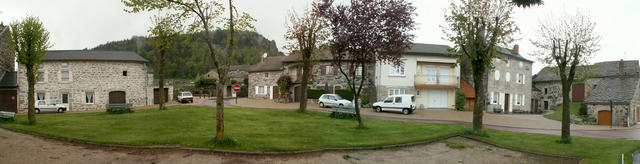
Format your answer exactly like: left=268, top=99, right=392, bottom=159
left=2, top=0, right=639, bottom=74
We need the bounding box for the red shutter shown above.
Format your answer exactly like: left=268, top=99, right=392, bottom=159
left=321, top=65, right=326, bottom=75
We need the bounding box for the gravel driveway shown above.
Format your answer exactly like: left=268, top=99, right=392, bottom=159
left=0, top=128, right=579, bottom=164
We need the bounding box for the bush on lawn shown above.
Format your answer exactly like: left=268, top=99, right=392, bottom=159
left=307, top=89, right=326, bottom=99
left=335, top=89, right=354, bottom=101
left=329, top=112, right=357, bottom=120
left=578, top=103, right=588, bottom=116
left=106, top=107, right=133, bottom=114
left=455, top=89, right=466, bottom=111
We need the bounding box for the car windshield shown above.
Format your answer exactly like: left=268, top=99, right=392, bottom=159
left=183, top=93, right=192, bottom=96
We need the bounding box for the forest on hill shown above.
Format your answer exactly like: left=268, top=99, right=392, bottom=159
left=93, top=30, right=284, bottom=79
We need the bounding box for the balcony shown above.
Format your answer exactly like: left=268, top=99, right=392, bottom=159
left=414, top=74, right=459, bottom=87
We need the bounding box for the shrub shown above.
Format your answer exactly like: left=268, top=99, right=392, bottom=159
left=307, top=89, right=326, bottom=99
left=277, top=75, right=292, bottom=95
left=329, top=112, right=357, bottom=120
left=455, top=89, right=466, bottom=111
left=360, top=93, right=370, bottom=107
left=578, top=103, right=588, bottom=116
left=335, top=89, right=354, bottom=101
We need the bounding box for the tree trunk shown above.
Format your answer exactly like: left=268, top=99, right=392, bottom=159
left=298, top=59, right=310, bottom=112
left=560, top=78, right=571, bottom=142
left=214, top=0, right=234, bottom=141
left=159, top=49, right=166, bottom=110
left=471, top=60, right=487, bottom=134
left=354, top=63, right=366, bottom=129
left=215, top=82, right=224, bottom=140
left=27, top=66, right=36, bottom=124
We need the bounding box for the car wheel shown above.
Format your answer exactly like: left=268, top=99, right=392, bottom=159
left=35, top=109, right=40, bottom=114
left=58, top=108, right=64, bottom=113
left=402, top=109, right=409, bottom=115
left=375, top=107, right=382, bottom=112
left=319, top=102, right=325, bottom=108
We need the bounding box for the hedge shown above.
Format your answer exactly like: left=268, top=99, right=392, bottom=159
left=307, top=89, right=326, bottom=99
left=335, top=89, right=354, bottom=101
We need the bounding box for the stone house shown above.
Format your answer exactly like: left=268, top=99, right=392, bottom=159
left=247, top=56, right=285, bottom=100
left=485, top=45, right=534, bottom=113
left=204, top=65, right=250, bottom=97
left=374, top=43, right=460, bottom=110
left=17, top=50, right=171, bottom=112
left=583, top=75, right=639, bottom=127
left=532, top=60, right=640, bottom=112
left=0, top=24, right=18, bottom=113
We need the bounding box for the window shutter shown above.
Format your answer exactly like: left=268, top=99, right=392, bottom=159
left=255, top=86, right=259, bottom=95
left=321, top=65, right=326, bottom=75
left=522, top=95, right=526, bottom=106
left=523, top=74, right=526, bottom=84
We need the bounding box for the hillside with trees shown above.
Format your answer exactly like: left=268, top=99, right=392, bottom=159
left=93, top=30, right=284, bottom=79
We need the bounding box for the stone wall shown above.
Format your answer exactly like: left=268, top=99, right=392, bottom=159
left=486, top=57, right=533, bottom=113
left=587, top=104, right=635, bottom=127
left=0, top=26, right=14, bottom=72
left=248, top=71, right=281, bottom=99
left=282, top=61, right=374, bottom=101
left=17, top=61, right=154, bottom=111
left=533, top=81, right=562, bottom=111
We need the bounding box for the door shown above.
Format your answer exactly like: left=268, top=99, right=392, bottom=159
left=427, top=89, right=448, bottom=108
left=390, top=96, right=404, bottom=112
left=544, top=101, right=549, bottom=110
left=226, top=86, right=232, bottom=97
left=425, top=66, right=437, bottom=84
left=572, top=84, right=585, bottom=102
left=381, top=96, right=394, bottom=111
left=109, top=91, right=126, bottom=104
left=153, top=88, right=169, bottom=104
left=504, top=94, right=510, bottom=113
left=598, top=110, right=611, bottom=125
left=294, top=86, right=301, bottom=102
left=439, top=66, right=449, bottom=84
left=0, top=90, right=17, bottom=113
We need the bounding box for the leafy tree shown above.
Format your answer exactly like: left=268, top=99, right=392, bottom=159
left=9, top=16, right=52, bottom=124
left=123, top=0, right=255, bottom=142
left=284, top=7, right=329, bottom=112
left=442, top=0, right=519, bottom=134
left=276, top=75, right=292, bottom=98
left=314, top=0, right=416, bottom=128
left=149, top=15, right=182, bottom=110
left=511, top=0, right=543, bottom=8
left=530, top=11, right=599, bottom=143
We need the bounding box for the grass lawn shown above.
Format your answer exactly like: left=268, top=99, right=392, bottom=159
left=1, top=105, right=638, bottom=163
left=544, top=102, right=583, bottom=121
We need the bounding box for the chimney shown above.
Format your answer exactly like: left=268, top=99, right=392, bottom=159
left=619, top=59, right=625, bottom=76
left=513, top=44, right=519, bottom=54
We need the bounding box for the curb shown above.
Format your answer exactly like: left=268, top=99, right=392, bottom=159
left=0, top=125, right=582, bottom=163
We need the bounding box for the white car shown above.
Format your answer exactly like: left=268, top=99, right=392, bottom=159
left=35, top=100, right=67, bottom=114
left=372, top=94, right=416, bottom=115
left=177, top=92, right=193, bottom=103
left=318, top=94, right=352, bottom=108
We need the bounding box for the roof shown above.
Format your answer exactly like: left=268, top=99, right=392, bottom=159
left=460, top=79, right=475, bottom=98
left=496, top=47, right=533, bottom=63
left=405, top=43, right=451, bottom=55
left=230, top=65, right=250, bottom=72
left=42, top=50, right=148, bottom=63
left=583, top=76, right=639, bottom=105
left=533, top=60, right=640, bottom=82
left=0, top=72, right=18, bottom=88
left=247, top=56, right=285, bottom=72
left=282, top=50, right=334, bottom=63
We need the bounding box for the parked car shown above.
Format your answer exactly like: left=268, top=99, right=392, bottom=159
left=177, top=92, right=193, bottom=103
left=35, top=100, right=67, bottom=114
left=318, top=94, right=352, bottom=108
left=372, top=94, right=416, bottom=115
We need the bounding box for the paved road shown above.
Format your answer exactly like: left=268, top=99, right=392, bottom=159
left=219, top=98, right=640, bottom=140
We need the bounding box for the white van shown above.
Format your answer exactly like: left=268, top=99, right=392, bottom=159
left=372, top=94, right=416, bottom=115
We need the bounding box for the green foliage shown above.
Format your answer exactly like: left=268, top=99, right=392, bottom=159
left=511, top=0, right=543, bottom=8
left=455, top=89, right=466, bottom=111
left=335, top=89, right=354, bottom=101
left=307, top=89, right=325, bottom=99
left=194, top=76, right=216, bottom=89
left=106, top=107, right=133, bottom=114
left=277, top=75, right=292, bottom=95
left=445, top=140, right=467, bottom=149
left=92, top=31, right=283, bottom=79
left=329, top=112, right=357, bottom=120
left=578, top=103, right=588, bottom=116
left=360, top=93, right=370, bottom=107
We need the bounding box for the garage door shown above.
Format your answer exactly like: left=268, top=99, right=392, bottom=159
left=109, top=91, right=126, bottom=104
left=0, top=90, right=17, bottom=113
left=598, top=110, right=611, bottom=125
left=427, top=89, right=448, bottom=108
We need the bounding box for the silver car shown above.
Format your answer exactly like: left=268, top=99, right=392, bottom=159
left=318, top=94, right=352, bottom=108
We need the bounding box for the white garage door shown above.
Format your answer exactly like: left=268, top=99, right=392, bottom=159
left=428, top=89, right=448, bottom=108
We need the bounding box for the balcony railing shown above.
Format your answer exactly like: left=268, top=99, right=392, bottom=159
left=415, top=74, right=459, bottom=86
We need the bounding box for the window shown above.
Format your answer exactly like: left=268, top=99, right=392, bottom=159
left=416, top=90, right=420, bottom=96
left=439, top=66, right=450, bottom=84
left=505, top=72, right=511, bottom=82
left=494, top=70, right=500, bottom=80
left=355, top=66, right=363, bottom=76
left=519, top=61, right=523, bottom=68
left=85, top=92, right=94, bottom=104
left=388, top=88, right=405, bottom=96
left=123, top=71, right=127, bottom=76
left=61, top=71, right=69, bottom=82
left=383, top=97, right=393, bottom=103
left=544, top=88, right=548, bottom=94
left=37, top=93, right=45, bottom=100
left=593, top=84, right=598, bottom=89
left=258, top=86, right=265, bottom=94
left=389, top=64, right=405, bottom=76
left=62, top=93, right=68, bottom=104
left=37, top=72, right=44, bottom=82
left=394, top=97, right=402, bottom=103
left=426, top=66, right=437, bottom=84
left=416, top=65, right=422, bottom=73
left=515, top=94, right=522, bottom=105
left=264, top=73, right=269, bottom=78
left=61, top=62, right=68, bottom=67
left=516, top=73, right=525, bottom=84
left=326, top=65, right=333, bottom=75
left=491, top=92, right=499, bottom=104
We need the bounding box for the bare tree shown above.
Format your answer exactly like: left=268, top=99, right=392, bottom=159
left=284, top=7, right=329, bottom=113
left=314, top=0, right=416, bottom=128
left=442, top=0, right=519, bottom=134
left=123, top=0, right=255, bottom=142
left=149, top=15, right=182, bottom=110
left=530, top=11, right=600, bottom=143
left=9, top=16, right=52, bottom=124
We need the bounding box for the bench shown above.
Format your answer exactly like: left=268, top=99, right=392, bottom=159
left=105, top=103, right=133, bottom=114
left=0, top=111, right=16, bottom=121
left=330, top=106, right=357, bottom=119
